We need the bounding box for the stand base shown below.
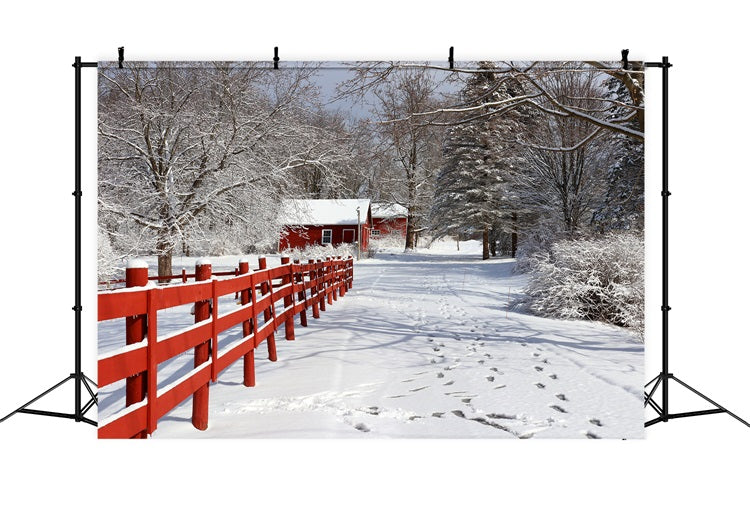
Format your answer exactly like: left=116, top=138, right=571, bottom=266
left=645, top=373, right=750, bottom=428
left=0, top=373, right=98, bottom=427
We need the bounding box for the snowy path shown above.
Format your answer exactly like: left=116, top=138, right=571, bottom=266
left=100, top=243, right=644, bottom=439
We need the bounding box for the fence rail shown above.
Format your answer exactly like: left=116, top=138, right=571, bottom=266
left=97, top=256, right=354, bottom=439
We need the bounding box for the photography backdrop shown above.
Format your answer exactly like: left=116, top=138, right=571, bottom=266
left=2, top=1, right=748, bottom=509
left=97, top=60, right=645, bottom=438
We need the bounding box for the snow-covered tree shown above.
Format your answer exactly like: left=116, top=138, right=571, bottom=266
left=99, top=62, right=351, bottom=277
left=592, top=65, right=645, bottom=232
left=338, top=65, right=446, bottom=250
left=513, top=65, right=613, bottom=237
left=431, top=63, right=528, bottom=259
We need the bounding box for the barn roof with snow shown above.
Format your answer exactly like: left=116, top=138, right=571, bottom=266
left=372, top=203, right=408, bottom=219
left=279, top=199, right=372, bottom=226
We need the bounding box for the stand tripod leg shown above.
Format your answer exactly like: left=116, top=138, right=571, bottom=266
left=0, top=375, right=75, bottom=423
left=670, top=375, right=750, bottom=428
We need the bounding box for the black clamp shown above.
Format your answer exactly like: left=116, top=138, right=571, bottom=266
left=621, top=49, right=629, bottom=70
left=273, top=47, right=279, bottom=69
left=661, top=305, right=671, bottom=312
left=72, top=191, right=82, bottom=197
left=661, top=191, right=671, bottom=197
left=72, top=306, right=83, bottom=312
left=118, top=46, right=124, bottom=68
left=448, top=47, right=454, bottom=69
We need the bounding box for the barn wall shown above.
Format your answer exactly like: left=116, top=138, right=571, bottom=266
left=372, top=217, right=407, bottom=238
left=280, top=222, right=371, bottom=252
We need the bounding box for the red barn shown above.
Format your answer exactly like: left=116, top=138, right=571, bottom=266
left=278, top=199, right=373, bottom=252
left=371, top=203, right=408, bottom=239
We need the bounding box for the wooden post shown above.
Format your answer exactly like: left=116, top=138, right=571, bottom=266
left=326, top=257, right=334, bottom=305
left=239, top=258, right=255, bottom=387
left=309, top=259, right=320, bottom=319
left=258, top=257, right=277, bottom=361
left=125, top=259, right=148, bottom=439
left=318, top=258, right=326, bottom=312
left=294, top=259, right=308, bottom=327
left=192, top=259, right=211, bottom=431
left=280, top=256, right=295, bottom=340
left=337, top=256, right=346, bottom=297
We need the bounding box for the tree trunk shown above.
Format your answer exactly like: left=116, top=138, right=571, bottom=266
left=511, top=212, right=518, bottom=258
left=405, top=213, right=416, bottom=250
left=482, top=226, right=490, bottom=260
left=157, top=240, right=173, bottom=283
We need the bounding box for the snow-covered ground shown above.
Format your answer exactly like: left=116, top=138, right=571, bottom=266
left=98, top=239, right=644, bottom=439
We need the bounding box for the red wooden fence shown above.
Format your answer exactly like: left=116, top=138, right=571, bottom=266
left=97, top=256, right=354, bottom=439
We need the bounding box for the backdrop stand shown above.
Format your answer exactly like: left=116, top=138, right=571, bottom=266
left=644, top=56, right=749, bottom=429
left=0, top=56, right=98, bottom=428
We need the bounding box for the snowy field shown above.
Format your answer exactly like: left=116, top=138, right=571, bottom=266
left=98, top=239, right=644, bottom=439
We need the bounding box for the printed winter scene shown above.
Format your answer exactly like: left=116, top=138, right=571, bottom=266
left=98, top=60, right=645, bottom=439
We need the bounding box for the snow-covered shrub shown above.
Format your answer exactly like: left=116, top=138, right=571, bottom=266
left=283, top=243, right=356, bottom=261
left=521, top=233, right=644, bottom=336
left=98, top=227, right=123, bottom=282
left=514, top=219, right=563, bottom=272
left=370, top=233, right=407, bottom=252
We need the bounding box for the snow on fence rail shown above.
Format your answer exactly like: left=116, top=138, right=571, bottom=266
left=97, top=255, right=354, bottom=439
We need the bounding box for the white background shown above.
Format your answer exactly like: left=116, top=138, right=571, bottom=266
left=1, top=1, right=747, bottom=509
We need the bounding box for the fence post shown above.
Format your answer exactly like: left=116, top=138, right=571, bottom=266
left=258, top=256, right=278, bottom=361
left=280, top=256, right=295, bottom=340
left=294, top=259, right=308, bottom=327
left=239, top=258, right=255, bottom=387
left=192, top=259, right=211, bottom=431
left=318, top=258, right=326, bottom=312
left=309, top=258, right=320, bottom=319
left=326, top=257, right=334, bottom=305
left=332, top=257, right=339, bottom=302
left=125, top=259, right=148, bottom=439
left=348, top=258, right=354, bottom=290
left=337, top=256, right=346, bottom=297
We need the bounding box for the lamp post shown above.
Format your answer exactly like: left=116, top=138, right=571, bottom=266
left=356, top=206, right=361, bottom=261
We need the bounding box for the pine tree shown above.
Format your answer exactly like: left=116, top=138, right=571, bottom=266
left=592, top=68, right=645, bottom=232
left=431, top=62, right=526, bottom=259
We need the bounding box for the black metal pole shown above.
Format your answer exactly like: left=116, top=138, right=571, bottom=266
left=644, top=56, right=748, bottom=429
left=661, top=55, right=670, bottom=423
left=0, top=57, right=97, bottom=428
left=74, top=56, right=82, bottom=422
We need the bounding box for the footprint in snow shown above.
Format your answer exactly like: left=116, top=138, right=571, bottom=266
left=534, top=366, right=544, bottom=372
left=589, top=418, right=603, bottom=427
left=549, top=404, right=567, bottom=413
left=549, top=374, right=558, bottom=380
left=436, top=372, right=445, bottom=379
left=535, top=382, right=546, bottom=389
left=354, top=423, right=370, bottom=432
left=443, top=380, right=455, bottom=386
left=555, top=393, right=568, bottom=402
left=585, top=431, right=600, bottom=439
left=486, top=376, right=495, bottom=382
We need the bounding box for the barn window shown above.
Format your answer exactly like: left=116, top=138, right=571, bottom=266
left=322, top=229, right=332, bottom=244
left=371, top=229, right=380, bottom=236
